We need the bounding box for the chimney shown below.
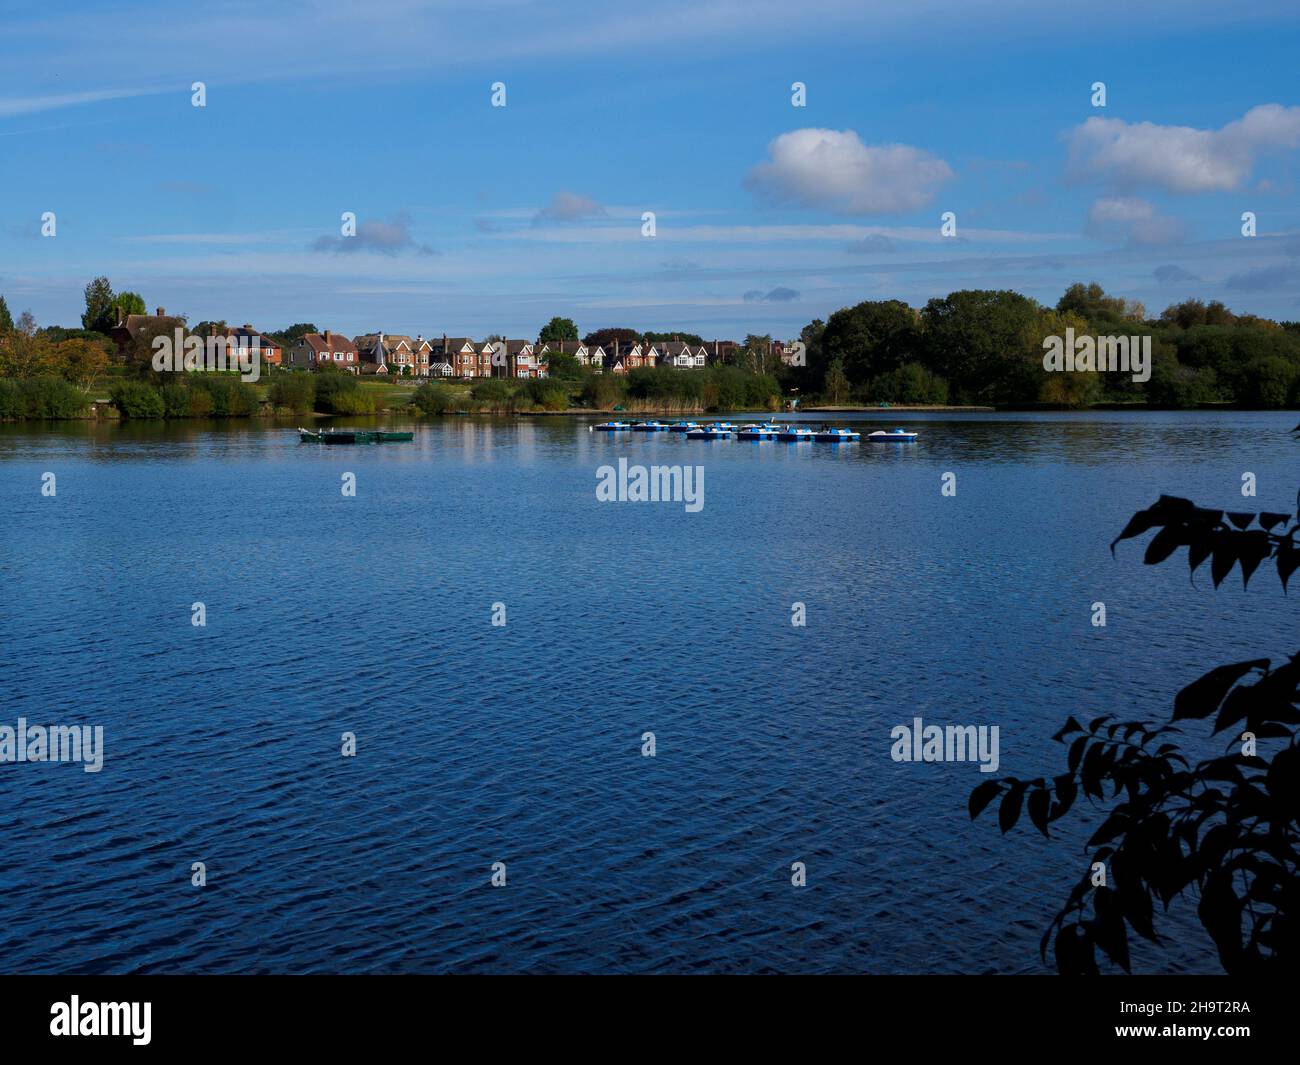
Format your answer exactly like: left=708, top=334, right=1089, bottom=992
left=325, top=330, right=332, bottom=350
left=156, top=307, right=165, bottom=317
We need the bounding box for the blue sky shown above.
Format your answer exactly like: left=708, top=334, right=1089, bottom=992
left=2, top=0, right=1299, bottom=340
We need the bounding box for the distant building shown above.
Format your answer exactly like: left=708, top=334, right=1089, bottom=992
left=285, top=331, right=359, bottom=372
left=207, top=323, right=282, bottom=366
left=109, top=306, right=185, bottom=357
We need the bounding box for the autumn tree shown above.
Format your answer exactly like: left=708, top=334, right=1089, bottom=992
left=0, top=311, right=55, bottom=377
left=54, top=337, right=110, bottom=392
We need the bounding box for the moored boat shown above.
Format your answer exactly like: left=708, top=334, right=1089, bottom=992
left=776, top=427, right=816, bottom=442
left=737, top=423, right=780, bottom=439
left=814, top=427, right=860, bottom=442
left=594, top=421, right=634, bottom=431
left=686, top=426, right=734, bottom=439
left=867, top=428, right=918, bottom=442
left=632, top=420, right=672, bottom=432
left=299, top=428, right=413, bottom=444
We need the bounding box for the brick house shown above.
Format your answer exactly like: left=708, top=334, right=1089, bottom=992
left=286, top=331, right=359, bottom=372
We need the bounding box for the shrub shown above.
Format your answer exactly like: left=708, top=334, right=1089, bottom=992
left=110, top=380, right=165, bottom=419
left=324, top=388, right=377, bottom=415
left=0, top=378, right=25, bottom=419
left=412, top=382, right=457, bottom=414
left=187, top=388, right=214, bottom=417
left=161, top=382, right=192, bottom=417
left=194, top=376, right=259, bottom=416
left=314, top=370, right=360, bottom=413
left=470, top=377, right=518, bottom=412
left=524, top=379, right=569, bottom=411
left=269, top=373, right=315, bottom=413
left=581, top=373, right=628, bottom=409
left=13, top=376, right=91, bottom=418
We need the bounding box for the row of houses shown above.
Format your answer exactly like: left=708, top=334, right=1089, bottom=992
left=281, top=333, right=749, bottom=378
left=111, top=310, right=767, bottom=379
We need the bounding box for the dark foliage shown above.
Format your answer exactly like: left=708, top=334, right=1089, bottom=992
left=971, top=494, right=1300, bottom=973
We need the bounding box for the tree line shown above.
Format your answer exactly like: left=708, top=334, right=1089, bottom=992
left=787, top=283, right=1300, bottom=409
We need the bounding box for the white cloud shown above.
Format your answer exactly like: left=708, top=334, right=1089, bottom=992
left=745, top=128, right=953, bottom=215
left=1065, top=104, right=1300, bottom=194
left=1086, top=197, right=1186, bottom=246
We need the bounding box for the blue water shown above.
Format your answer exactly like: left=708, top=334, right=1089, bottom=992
left=0, top=410, right=1295, bottom=973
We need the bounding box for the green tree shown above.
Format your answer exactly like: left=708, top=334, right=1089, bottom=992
left=816, top=300, right=920, bottom=386
left=82, top=276, right=116, bottom=333
left=921, top=289, right=1041, bottom=404
left=643, top=331, right=705, bottom=346
left=538, top=316, right=579, bottom=342
left=737, top=334, right=775, bottom=375
left=0, top=294, right=12, bottom=334
left=112, top=291, right=146, bottom=320
left=273, top=323, right=318, bottom=348
left=583, top=327, right=642, bottom=349
left=823, top=358, right=850, bottom=404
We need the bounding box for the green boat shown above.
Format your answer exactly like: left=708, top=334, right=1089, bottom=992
left=298, top=428, right=414, bottom=444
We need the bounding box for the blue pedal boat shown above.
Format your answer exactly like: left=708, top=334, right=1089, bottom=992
left=867, top=428, right=918, bottom=442
left=776, top=427, right=817, bottom=442
left=593, top=421, right=634, bottom=431
left=686, top=426, right=734, bottom=439
left=632, top=420, right=672, bottom=432
left=814, top=427, right=861, bottom=442
left=668, top=421, right=701, bottom=433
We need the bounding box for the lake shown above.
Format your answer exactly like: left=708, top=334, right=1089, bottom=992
left=0, top=409, right=1295, bottom=973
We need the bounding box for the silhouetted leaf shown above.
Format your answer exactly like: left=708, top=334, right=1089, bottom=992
left=1050, top=774, right=1077, bottom=821
left=1278, top=542, right=1299, bottom=593
left=1027, top=787, right=1051, bottom=838
left=1187, top=531, right=1213, bottom=575
left=1052, top=716, right=1084, bottom=742
left=1111, top=509, right=1156, bottom=554
left=998, top=782, right=1026, bottom=834
left=1144, top=525, right=1185, bottom=565
left=1237, top=530, right=1273, bottom=588
left=1087, top=810, right=1129, bottom=847
left=1068, top=735, right=1089, bottom=773
left=1226, top=512, right=1254, bottom=530
left=1173, top=659, right=1267, bottom=721
left=968, top=779, right=1001, bottom=821
left=1211, top=535, right=1239, bottom=588
left=1259, top=512, right=1290, bottom=532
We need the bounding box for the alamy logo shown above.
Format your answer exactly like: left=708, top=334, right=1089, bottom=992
left=151, top=328, right=262, bottom=383
left=596, top=458, right=704, bottom=512
left=890, top=717, right=1000, bottom=773
left=50, top=996, right=150, bottom=1045
left=1042, top=328, right=1150, bottom=383
left=0, top=718, right=104, bottom=772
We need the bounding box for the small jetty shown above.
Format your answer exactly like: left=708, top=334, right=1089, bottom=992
left=298, top=428, right=414, bottom=444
